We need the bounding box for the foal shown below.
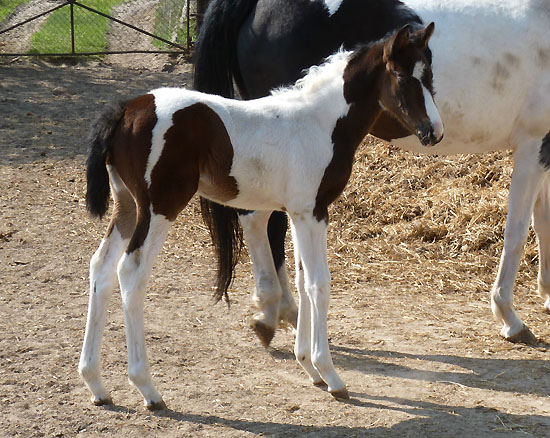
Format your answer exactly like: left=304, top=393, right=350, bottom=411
left=79, top=23, right=442, bottom=409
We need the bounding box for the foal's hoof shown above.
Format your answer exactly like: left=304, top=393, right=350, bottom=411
left=505, top=325, right=538, bottom=346
left=146, top=399, right=167, bottom=411
left=92, top=396, right=113, bottom=407
left=251, top=320, right=275, bottom=348
left=330, top=388, right=350, bottom=400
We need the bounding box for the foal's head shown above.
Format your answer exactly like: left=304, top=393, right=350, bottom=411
left=377, top=22, right=443, bottom=146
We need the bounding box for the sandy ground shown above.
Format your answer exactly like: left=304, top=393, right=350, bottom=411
left=1, top=1, right=550, bottom=433
left=1, top=55, right=550, bottom=438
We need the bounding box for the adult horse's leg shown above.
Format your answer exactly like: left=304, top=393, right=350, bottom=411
left=79, top=174, right=135, bottom=406
left=290, top=214, right=348, bottom=399
left=117, top=209, right=172, bottom=410
left=241, top=210, right=298, bottom=346
left=532, top=173, right=550, bottom=311
left=490, top=133, right=547, bottom=344
left=268, top=212, right=298, bottom=328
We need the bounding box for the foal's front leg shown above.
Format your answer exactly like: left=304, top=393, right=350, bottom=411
left=290, top=214, right=348, bottom=399
left=117, top=210, right=172, bottom=410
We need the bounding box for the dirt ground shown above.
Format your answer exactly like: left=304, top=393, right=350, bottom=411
left=1, top=50, right=550, bottom=438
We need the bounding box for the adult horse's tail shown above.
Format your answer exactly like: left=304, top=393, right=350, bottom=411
left=193, top=0, right=257, bottom=301
left=193, top=0, right=257, bottom=97
left=85, top=103, right=126, bottom=219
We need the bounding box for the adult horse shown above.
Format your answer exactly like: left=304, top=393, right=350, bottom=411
left=79, top=25, right=441, bottom=407
left=194, top=0, right=550, bottom=347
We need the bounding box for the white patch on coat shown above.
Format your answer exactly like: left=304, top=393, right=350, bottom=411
left=319, top=0, right=344, bottom=16
left=143, top=51, right=352, bottom=214
left=412, top=60, right=444, bottom=142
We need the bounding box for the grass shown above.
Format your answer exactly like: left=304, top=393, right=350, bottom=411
left=0, top=0, right=30, bottom=23
left=28, top=0, right=127, bottom=54
left=153, top=0, right=195, bottom=49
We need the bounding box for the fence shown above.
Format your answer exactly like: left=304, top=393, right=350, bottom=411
left=0, top=0, right=200, bottom=57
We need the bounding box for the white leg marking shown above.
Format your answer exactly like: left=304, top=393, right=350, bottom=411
left=79, top=226, right=127, bottom=404
left=240, top=211, right=283, bottom=335
left=290, top=215, right=345, bottom=393
left=290, top=220, right=323, bottom=385
left=532, top=176, right=550, bottom=310
left=491, top=140, right=546, bottom=338
left=117, top=212, right=171, bottom=408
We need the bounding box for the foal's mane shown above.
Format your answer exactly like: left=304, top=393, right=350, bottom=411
left=270, top=50, right=351, bottom=99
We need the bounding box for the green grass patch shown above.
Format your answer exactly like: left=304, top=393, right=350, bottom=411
left=0, top=0, right=30, bottom=23
left=153, top=0, right=194, bottom=49
left=28, top=0, right=127, bottom=54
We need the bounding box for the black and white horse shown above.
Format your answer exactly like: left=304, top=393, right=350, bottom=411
left=194, top=0, right=550, bottom=346
left=79, top=24, right=441, bottom=408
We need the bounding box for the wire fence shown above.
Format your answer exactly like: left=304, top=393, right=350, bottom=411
left=0, top=0, right=200, bottom=57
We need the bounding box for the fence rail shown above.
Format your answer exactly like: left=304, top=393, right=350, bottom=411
left=0, top=0, right=198, bottom=57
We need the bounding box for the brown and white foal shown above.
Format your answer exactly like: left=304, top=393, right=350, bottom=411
left=79, top=23, right=442, bottom=409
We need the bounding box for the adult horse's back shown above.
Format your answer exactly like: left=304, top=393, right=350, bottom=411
left=195, top=0, right=550, bottom=346
left=194, top=0, right=423, bottom=346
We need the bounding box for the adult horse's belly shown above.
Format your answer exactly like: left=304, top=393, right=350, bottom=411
left=393, top=0, right=541, bottom=156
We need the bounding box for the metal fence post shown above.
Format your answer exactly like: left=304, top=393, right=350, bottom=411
left=70, top=0, right=75, bottom=55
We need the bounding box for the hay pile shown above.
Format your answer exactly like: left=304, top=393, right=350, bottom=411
left=326, top=135, right=539, bottom=298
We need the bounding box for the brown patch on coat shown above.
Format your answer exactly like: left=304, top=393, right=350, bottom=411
left=313, top=45, right=383, bottom=222
left=109, top=94, right=157, bottom=253
left=370, top=110, right=410, bottom=141
left=504, top=52, right=520, bottom=68
left=149, top=102, right=239, bottom=221
left=537, top=48, right=550, bottom=68
left=491, top=62, right=510, bottom=93
left=105, top=185, right=137, bottom=240
left=471, top=56, right=481, bottom=66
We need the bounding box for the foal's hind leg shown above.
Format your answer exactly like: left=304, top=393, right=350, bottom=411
left=532, top=175, right=550, bottom=311
left=79, top=177, right=135, bottom=405
left=117, top=209, right=172, bottom=410
left=240, top=211, right=298, bottom=347
left=240, top=211, right=282, bottom=347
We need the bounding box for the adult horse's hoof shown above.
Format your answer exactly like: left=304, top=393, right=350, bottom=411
left=505, top=325, right=538, bottom=345
left=251, top=320, right=275, bottom=348
left=330, top=388, right=350, bottom=400
left=146, top=399, right=167, bottom=411
left=92, top=396, right=113, bottom=406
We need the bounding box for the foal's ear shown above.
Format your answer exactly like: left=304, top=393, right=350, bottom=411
left=383, top=24, right=411, bottom=62
left=413, top=22, right=435, bottom=48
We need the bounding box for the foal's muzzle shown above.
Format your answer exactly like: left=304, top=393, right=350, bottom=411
left=416, top=122, right=443, bottom=147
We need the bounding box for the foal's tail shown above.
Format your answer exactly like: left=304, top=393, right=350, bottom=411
left=85, top=102, right=126, bottom=219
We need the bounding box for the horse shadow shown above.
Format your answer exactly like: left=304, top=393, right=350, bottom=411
left=268, top=342, right=550, bottom=398
left=326, top=344, right=550, bottom=398
left=151, top=394, right=549, bottom=437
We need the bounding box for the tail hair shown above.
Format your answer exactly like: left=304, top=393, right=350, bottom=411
left=85, top=102, right=126, bottom=219
left=200, top=198, right=245, bottom=303
left=193, top=0, right=258, bottom=97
